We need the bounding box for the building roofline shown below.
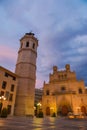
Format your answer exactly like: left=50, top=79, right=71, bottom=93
left=0, top=66, right=18, bottom=77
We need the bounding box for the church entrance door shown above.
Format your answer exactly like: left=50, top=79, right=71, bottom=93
left=61, top=105, right=68, bottom=116
left=81, top=106, right=86, bottom=115
left=46, top=107, right=50, bottom=116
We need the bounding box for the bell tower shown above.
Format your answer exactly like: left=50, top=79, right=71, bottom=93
left=15, top=32, right=38, bottom=116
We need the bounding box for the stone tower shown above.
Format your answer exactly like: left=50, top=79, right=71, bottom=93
left=15, top=32, right=38, bottom=116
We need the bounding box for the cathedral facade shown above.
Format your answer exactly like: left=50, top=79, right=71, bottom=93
left=42, top=64, right=87, bottom=116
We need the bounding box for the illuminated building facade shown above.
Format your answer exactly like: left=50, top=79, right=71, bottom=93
left=0, top=66, right=17, bottom=115
left=42, top=64, right=87, bottom=116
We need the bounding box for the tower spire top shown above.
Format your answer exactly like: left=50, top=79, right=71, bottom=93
left=25, top=32, right=35, bottom=36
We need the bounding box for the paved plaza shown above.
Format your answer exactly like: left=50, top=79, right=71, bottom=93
left=0, top=116, right=87, bottom=130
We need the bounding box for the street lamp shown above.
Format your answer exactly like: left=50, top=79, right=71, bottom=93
left=0, top=96, right=6, bottom=100
left=37, top=102, right=43, bottom=117
left=37, top=102, right=42, bottom=115
left=37, top=102, right=42, bottom=107
left=0, top=95, right=6, bottom=114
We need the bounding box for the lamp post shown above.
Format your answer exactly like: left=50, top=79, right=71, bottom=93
left=37, top=102, right=43, bottom=117
left=0, top=95, right=6, bottom=114
left=37, top=102, right=42, bottom=115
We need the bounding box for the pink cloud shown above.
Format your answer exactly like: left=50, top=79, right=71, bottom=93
left=0, top=45, right=17, bottom=61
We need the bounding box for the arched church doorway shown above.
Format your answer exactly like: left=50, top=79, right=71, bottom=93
left=46, top=107, right=50, bottom=116
left=81, top=106, right=86, bottom=115
left=61, top=105, right=68, bottom=116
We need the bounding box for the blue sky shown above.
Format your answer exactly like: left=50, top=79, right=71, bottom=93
left=0, top=0, right=87, bottom=88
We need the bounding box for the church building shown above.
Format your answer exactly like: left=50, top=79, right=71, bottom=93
left=42, top=64, right=87, bottom=116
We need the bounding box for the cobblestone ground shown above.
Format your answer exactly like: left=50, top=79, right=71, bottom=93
left=0, top=116, right=87, bottom=130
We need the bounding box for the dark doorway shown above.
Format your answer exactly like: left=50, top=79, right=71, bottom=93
left=81, top=106, right=86, bottom=115
left=46, top=107, right=50, bottom=116
left=61, top=105, right=68, bottom=116
left=0, top=103, right=3, bottom=114
left=7, top=105, right=11, bottom=114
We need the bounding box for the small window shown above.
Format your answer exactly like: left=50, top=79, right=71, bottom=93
left=65, top=74, right=67, bottom=78
left=2, top=81, right=7, bottom=89
left=32, top=43, right=35, bottom=49
left=58, top=75, right=60, bottom=79
left=13, top=77, right=16, bottom=80
left=11, top=85, right=15, bottom=92
left=26, top=41, right=29, bottom=47
left=9, top=94, right=13, bottom=101
left=7, top=105, right=11, bottom=114
left=5, top=91, right=9, bottom=100
left=0, top=91, right=4, bottom=96
left=61, top=86, right=66, bottom=91
left=4, top=72, right=8, bottom=77
left=78, top=88, right=82, bottom=94
left=46, top=90, right=50, bottom=95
